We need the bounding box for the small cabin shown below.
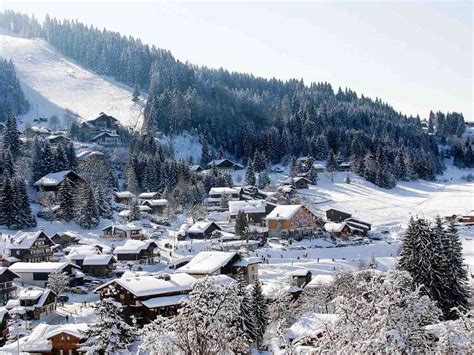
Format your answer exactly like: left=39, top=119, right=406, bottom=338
left=186, top=221, right=221, bottom=239
left=114, top=191, right=136, bottom=204
left=102, top=224, right=144, bottom=240
left=290, top=269, right=313, bottom=288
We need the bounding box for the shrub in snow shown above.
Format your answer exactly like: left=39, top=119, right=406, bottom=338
left=81, top=297, right=137, bottom=354
left=47, top=271, right=70, bottom=296
left=140, top=277, right=250, bottom=354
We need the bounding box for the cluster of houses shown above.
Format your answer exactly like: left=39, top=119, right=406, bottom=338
left=181, top=183, right=371, bottom=241
left=114, top=190, right=169, bottom=218
left=22, top=112, right=124, bottom=147
left=95, top=250, right=260, bottom=325
left=0, top=112, right=382, bottom=352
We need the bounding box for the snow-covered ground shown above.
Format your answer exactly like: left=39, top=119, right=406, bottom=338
left=160, top=133, right=203, bottom=161
left=269, top=161, right=474, bottom=230
left=0, top=27, right=144, bottom=129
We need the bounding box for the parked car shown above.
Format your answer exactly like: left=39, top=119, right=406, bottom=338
left=71, top=286, right=88, bottom=294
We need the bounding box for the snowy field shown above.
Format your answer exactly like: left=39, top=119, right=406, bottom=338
left=0, top=27, right=144, bottom=129
left=0, top=160, right=470, bottom=296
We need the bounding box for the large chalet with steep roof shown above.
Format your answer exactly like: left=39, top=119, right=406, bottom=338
left=80, top=112, right=121, bottom=131
left=6, top=231, right=55, bottom=263
left=265, top=205, right=322, bottom=239
left=95, top=273, right=196, bottom=325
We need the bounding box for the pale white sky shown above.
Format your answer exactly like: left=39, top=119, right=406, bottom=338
left=1, top=0, right=472, bottom=119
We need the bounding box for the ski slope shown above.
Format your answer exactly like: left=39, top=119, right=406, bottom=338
left=0, top=28, right=144, bottom=129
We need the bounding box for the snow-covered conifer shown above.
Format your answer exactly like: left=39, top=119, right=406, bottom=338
left=95, top=184, right=113, bottom=219
left=13, top=175, right=36, bottom=228
left=47, top=271, right=70, bottom=296
left=75, top=185, right=99, bottom=229
left=81, top=297, right=137, bottom=354
left=245, top=159, right=256, bottom=186
left=56, top=177, right=75, bottom=221
left=251, top=278, right=269, bottom=347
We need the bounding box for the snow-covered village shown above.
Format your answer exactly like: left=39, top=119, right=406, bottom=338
left=0, top=3, right=472, bottom=354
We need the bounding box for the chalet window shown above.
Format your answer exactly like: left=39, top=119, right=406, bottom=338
left=16, top=251, right=20, bottom=255
left=33, top=272, right=49, bottom=281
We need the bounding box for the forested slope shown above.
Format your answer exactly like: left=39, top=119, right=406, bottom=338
left=0, top=10, right=469, bottom=188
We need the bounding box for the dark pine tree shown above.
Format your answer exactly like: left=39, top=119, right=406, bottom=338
left=75, top=185, right=99, bottom=229
left=441, top=220, right=470, bottom=319
left=235, top=210, right=249, bottom=236
left=3, top=115, right=21, bottom=159
left=245, top=159, right=256, bottom=186
left=13, top=176, right=36, bottom=228
left=0, top=177, right=17, bottom=228
left=57, top=178, right=76, bottom=221
left=251, top=279, right=269, bottom=348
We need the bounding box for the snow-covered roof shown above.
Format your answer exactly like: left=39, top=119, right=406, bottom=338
left=7, top=231, right=52, bottom=249
left=290, top=269, right=311, bottom=277
left=209, top=187, right=239, bottom=195
left=24, top=126, right=51, bottom=134
left=63, top=245, right=101, bottom=260
left=103, top=223, right=142, bottom=232
left=178, top=251, right=237, bottom=274
left=82, top=254, right=115, bottom=266
left=19, top=323, right=88, bottom=353
left=91, top=131, right=119, bottom=140
left=141, top=294, right=188, bottom=309
left=9, top=262, right=77, bottom=274
left=76, top=150, right=105, bottom=159
left=228, top=200, right=266, bottom=216
left=143, top=199, right=168, bottom=206
left=232, top=257, right=261, bottom=267
left=34, top=170, right=73, bottom=187
left=207, top=159, right=236, bottom=167
left=96, top=273, right=196, bottom=297
left=286, top=312, right=338, bottom=340
left=114, top=191, right=135, bottom=198
left=324, top=222, right=346, bottom=233
left=60, top=231, right=81, bottom=239
left=189, top=165, right=202, bottom=172
left=138, top=192, right=161, bottom=199
left=187, top=221, right=219, bottom=234
left=265, top=205, right=302, bottom=220
left=114, top=240, right=156, bottom=254
left=462, top=210, right=474, bottom=217
left=305, top=274, right=335, bottom=288
left=282, top=176, right=311, bottom=184
left=18, top=288, right=44, bottom=300
left=46, top=134, right=70, bottom=142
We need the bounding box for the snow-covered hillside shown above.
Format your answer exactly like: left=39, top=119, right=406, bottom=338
left=0, top=28, right=144, bottom=129
left=266, top=161, right=474, bottom=231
